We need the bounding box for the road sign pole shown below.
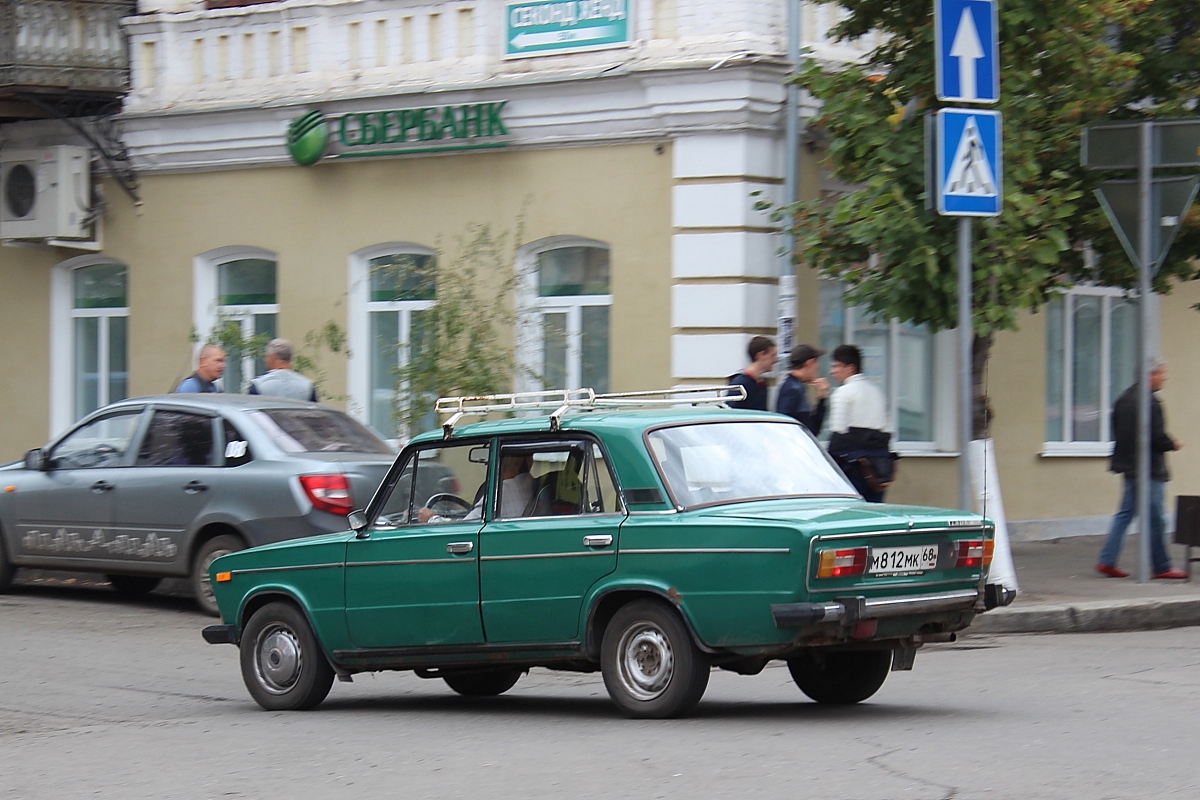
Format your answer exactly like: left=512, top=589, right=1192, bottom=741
left=1136, top=121, right=1153, bottom=584
left=958, top=217, right=973, bottom=512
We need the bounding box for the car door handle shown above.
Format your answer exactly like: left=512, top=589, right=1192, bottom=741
left=583, top=535, right=613, bottom=548
left=446, top=542, right=474, bottom=555
left=184, top=481, right=209, bottom=493
left=90, top=480, right=114, bottom=493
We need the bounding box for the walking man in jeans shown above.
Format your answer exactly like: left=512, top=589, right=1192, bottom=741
left=1097, top=358, right=1187, bottom=579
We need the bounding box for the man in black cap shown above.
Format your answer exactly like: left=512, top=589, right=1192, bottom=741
left=776, top=344, right=829, bottom=434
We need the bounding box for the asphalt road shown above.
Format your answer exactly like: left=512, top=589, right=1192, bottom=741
left=3, top=580, right=1200, bottom=799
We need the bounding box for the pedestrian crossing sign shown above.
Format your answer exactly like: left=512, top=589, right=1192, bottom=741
left=937, top=108, right=1002, bottom=216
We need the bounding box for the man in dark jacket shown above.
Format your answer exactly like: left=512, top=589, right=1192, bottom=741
left=1096, top=359, right=1186, bottom=579
left=726, top=336, right=777, bottom=411
left=775, top=344, right=829, bottom=434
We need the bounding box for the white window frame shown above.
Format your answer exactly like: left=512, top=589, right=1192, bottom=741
left=820, top=281, right=957, bottom=456
left=346, top=242, right=437, bottom=439
left=515, top=236, right=612, bottom=394
left=193, top=246, right=279, bottom=392
left=50, top=255, right=130, bottom=437
left=1041, top=285, right=1136, bottom=457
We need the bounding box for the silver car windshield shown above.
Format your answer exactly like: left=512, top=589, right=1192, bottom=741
left=647, top=421, right=856, bottom=508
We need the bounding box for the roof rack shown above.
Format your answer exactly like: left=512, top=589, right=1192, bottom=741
left=435, top=385, right=746, bottom=438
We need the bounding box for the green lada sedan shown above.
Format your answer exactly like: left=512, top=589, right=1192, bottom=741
left=203, top=389, right=1011, bottom=718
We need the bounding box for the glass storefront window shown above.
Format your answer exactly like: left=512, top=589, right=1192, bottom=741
left=71, top=263, right=129, bottom=420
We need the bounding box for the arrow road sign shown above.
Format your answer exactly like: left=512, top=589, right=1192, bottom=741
left=937, top=108, right=1002, bottom=216
left=936, top=0, right=999, bottom=104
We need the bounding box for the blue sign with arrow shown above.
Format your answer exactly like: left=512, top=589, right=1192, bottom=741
left=937, top=108, right=1002, bottom=216
left=935, top=0, right=998, bottom=104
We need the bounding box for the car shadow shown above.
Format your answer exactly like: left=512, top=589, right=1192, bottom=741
left=9, top=572, right=202, bottom=615
left=318, top=690, right=978, bottom=723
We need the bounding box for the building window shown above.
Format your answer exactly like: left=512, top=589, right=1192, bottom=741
left=347, top=244, right=437, bottom=440
left=818, top=281, right=953, bottom=450
left=1044, top=287, right=1135, bottom=451
left=51, top=257, right=129, bottom=434
left=518, top=238, right=611, bottom=393
left=194, top=247, right=278, bottom=393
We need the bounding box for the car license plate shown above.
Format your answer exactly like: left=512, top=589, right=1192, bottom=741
left=869, top=545, right=938, bottom=575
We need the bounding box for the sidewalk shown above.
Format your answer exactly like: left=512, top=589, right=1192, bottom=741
left=969, top=534, right=1200, bottom=634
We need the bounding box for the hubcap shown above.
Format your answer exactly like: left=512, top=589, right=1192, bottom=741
left=254, top=623, right=303, bottom=694
left=616, top=622, right=674, bottom=701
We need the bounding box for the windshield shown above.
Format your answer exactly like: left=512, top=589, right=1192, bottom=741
left=249, top=408, right=393, bottom=454
left=646, top=421, right=856, bottom=508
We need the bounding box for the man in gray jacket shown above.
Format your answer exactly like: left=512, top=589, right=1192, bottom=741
left=248, top=338, right=318, bottom=402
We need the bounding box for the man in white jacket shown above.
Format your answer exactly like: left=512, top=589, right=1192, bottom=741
left=827, top=344, right=892, bottom=502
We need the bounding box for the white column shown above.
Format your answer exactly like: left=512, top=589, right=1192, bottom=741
left=670, top=133, right=784, bottom=383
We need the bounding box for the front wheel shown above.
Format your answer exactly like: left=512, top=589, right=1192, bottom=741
left=0, top=535, right=14, bottom=592
left=443, top=669, right=524, bottom=697
left=601, top=600, right=710, bottom=719
left=787, top=650, right=892, bottom=705
left=239, top=601, right=335, bottom=711
left=107, top=575, right=162, bottom=596
left=191, top=534, right=244, bottom=616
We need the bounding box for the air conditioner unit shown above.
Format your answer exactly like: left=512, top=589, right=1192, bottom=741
left=1, top=146, right=92, bottom=240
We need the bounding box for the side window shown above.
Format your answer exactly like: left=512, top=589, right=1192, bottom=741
left=222, top=420, right=253, bottom=467
left=585, top=443, right=621, bottom=514
left=136, top=411, right=217, bottom=467
left=51, top=410, right=142, bottom=469
left=374, top=443, right=489, bottom=528
left=508, top=441, right=595, bottom=520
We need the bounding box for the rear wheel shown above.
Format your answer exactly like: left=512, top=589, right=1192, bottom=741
left=601, top=600, right=710, bottom=719
left=240, top=601, right=335, bottom=711
left=787, top=650, right=892, bottom=705
left=443, top=669, right=523, bottom=697
left=106, top=575, right=161, bottom=596
left=191, top=534, right=244, bottom=616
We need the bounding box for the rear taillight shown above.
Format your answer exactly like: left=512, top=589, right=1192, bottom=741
left=955, top=539, right=994, bottom=569
left=817, top=547, right=868, bottom=578
left=299, top=474, right=353, bottom=515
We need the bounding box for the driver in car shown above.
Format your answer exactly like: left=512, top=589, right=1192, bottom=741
left=418, top=454, right=534, bottom=523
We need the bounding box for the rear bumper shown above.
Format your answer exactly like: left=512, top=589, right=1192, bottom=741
left=772, top=588, right=982, bottom=628
left=203, top=624, right=239, bottom=645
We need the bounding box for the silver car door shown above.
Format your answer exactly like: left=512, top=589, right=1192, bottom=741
left=12, top=409, right=144, bottom=565
left=109, top=409, right=224, bottom=574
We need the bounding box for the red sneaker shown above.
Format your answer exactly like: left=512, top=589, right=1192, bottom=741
left=1096, top=564, right=1129, bottom=578
left=1152, top=568, right=1188, bottom=580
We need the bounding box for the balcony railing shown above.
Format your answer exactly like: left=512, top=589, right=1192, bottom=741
left=0, top=0, right=134, bottom=98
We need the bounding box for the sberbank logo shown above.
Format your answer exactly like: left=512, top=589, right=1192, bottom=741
left=287, top=110, right=329, bottom=166
left=285, top=101, right=510, bottom=164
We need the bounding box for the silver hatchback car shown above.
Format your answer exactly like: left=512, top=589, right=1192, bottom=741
left=0, top=395, right=396, bottom=614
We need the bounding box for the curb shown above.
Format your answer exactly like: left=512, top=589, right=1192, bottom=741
left=969, top=596, right=1200, bottom=635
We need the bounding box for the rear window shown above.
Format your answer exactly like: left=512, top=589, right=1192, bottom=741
left=249, top=408, right=393, bottom=454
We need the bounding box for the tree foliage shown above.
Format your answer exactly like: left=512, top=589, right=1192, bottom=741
left=392, top=223, right=521, bottom=436
left=788, top=0, right=1200, bottom=337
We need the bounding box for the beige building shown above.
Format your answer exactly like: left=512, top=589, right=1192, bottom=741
left=1, top=0, right=1196, bottom=539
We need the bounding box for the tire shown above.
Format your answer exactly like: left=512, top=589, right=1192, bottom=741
left=191, top=534, right=244, bottom=617
left=787, top=649, right=892, bottom=705
left=239, top=601, right=335, bottom=711
left=443, top=669, right=523, bottom=697
left=107, top=575, right=162, bottom=596
left=0, top=534, right=14, bottom=593
left=600, top=599, right=710, bottom=719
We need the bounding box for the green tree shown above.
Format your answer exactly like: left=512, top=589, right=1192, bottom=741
left=391, top=223, right=522, bottom=435
left=787, top=0, right=1200, bottom=436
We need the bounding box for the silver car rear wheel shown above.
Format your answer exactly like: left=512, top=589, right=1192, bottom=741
left=191, top=534, right=243, bottom=616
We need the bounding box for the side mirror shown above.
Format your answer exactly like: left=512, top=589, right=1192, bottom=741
left=348, top=509, right=369, bottom=538
left=24, top=449, right=47, bottom=471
